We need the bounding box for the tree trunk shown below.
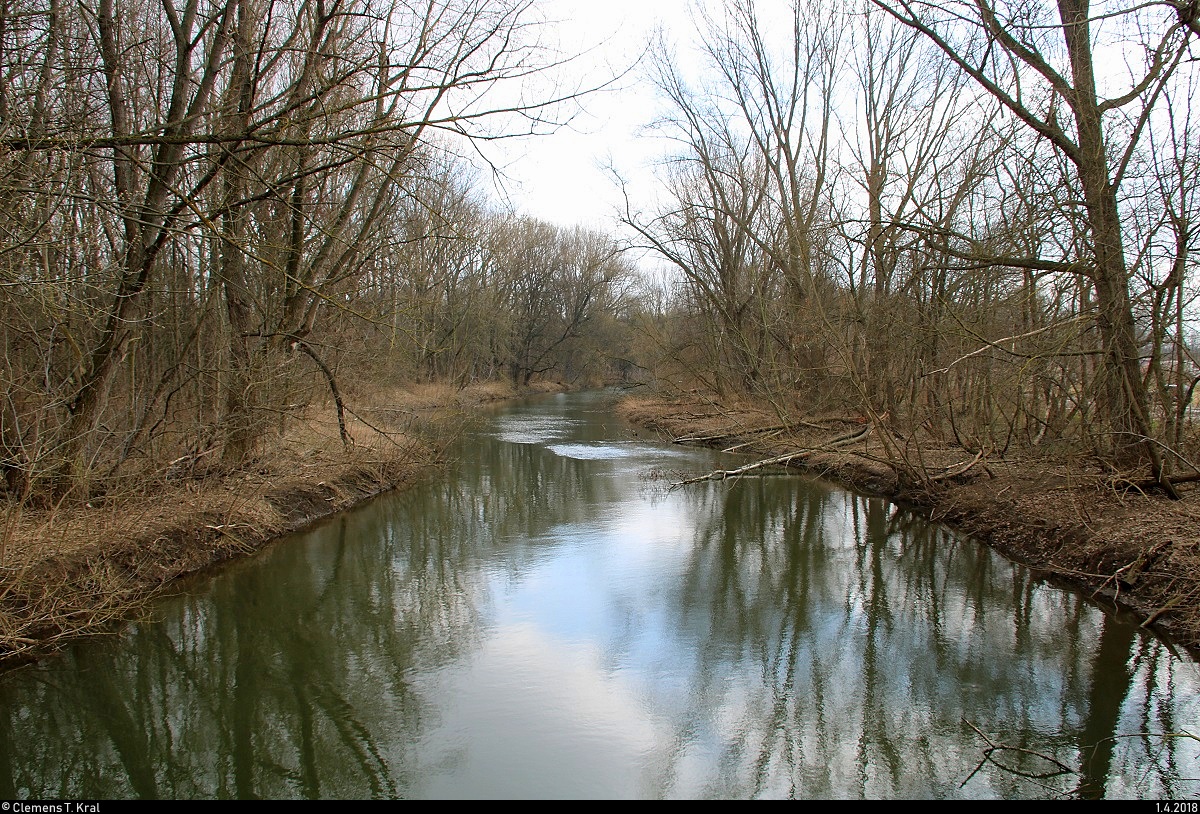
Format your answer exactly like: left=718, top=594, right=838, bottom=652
left=1059, top=0, right=1171, bottom=490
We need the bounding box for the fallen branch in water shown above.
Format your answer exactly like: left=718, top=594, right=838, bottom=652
left=674, top=451, right=810, bottom=486
left=960, top=719, right=1074, bottom=789
left=675, top=425, right=872, bottom=486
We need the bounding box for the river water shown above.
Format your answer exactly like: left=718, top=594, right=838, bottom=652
left=0, top=391, right=1196, bottom=799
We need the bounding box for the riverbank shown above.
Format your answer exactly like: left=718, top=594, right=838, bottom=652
left=0, top=380, right=529, bottom=669
left=618, top=395, right=1200, bottom=657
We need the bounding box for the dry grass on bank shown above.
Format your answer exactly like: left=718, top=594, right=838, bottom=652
left=0, top=379, right=518, bottom=668
left=619, top=394, right=1200, bottom=657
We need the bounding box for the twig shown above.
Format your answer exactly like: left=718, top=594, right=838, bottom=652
left=674, top=426, right=871, bottom=486
left=924, top=315, right=1089, bottom=377
left=1142, top=595, right=1183, bottom=627
left=960, top=719, right=1075, bottom=789
left=674, top=422, right=791, bottom=443
left=723, top=429, right=787, bottom=453
left=929, top=449, right=985, bottom=482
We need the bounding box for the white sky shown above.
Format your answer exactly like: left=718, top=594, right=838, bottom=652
left=482, top=0, right=697, bottom=232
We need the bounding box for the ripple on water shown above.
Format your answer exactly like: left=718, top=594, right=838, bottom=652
left=547, top=443, right=635, bottom=460
left=492, top=415, right=583, bottom=444
left=546, top=443, right=701, bottom=461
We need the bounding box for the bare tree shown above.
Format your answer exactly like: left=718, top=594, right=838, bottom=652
left=872, top=0, right=1196, bottom=487
left=0, top=0, right=604, bottom=495
left=626, top=0, right=846, bottom=401
left=489, top=216, right=630, bottom=387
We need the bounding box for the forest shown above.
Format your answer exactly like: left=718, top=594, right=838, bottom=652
left=628, top=0, right=1200, bottom=495
left=1, top=0, right=1197, bottom=506
left=0, top=0, right=640, bottom=504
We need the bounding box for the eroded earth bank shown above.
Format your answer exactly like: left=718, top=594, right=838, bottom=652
left=618, top=395, right=1200, bottom=658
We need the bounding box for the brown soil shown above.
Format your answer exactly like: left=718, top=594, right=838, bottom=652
left=0, top=380, right=520, bottom=670
left=618, top=395, right=1200, bottom=658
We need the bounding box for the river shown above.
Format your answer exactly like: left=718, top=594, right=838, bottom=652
left=0, top=390, right=1195, bottom=799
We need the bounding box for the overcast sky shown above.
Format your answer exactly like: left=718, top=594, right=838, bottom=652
left=480, top=0, right=696, bottom=232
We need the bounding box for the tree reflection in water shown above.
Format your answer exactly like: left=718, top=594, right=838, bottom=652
left=654, top=478, right=1196, bottom=798
left=0, top=393, right=1195, bottom=799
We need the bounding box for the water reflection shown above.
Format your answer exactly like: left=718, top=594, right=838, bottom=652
left=0, top=392, right=1195, bottom=798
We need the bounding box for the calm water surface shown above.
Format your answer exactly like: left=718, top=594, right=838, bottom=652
left=0, top=391, right=1196, bottom=799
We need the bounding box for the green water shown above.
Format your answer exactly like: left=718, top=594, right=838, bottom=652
left=0, top=391, right=1195, bottom=799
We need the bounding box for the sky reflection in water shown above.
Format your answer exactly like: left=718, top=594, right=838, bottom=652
left=0, top=392, right=1195, bottom=799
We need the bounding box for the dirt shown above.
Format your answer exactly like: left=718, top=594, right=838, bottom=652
left=618, top=395, right=1200, bottom=659
left=0, top=380, right=520, bottom=670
